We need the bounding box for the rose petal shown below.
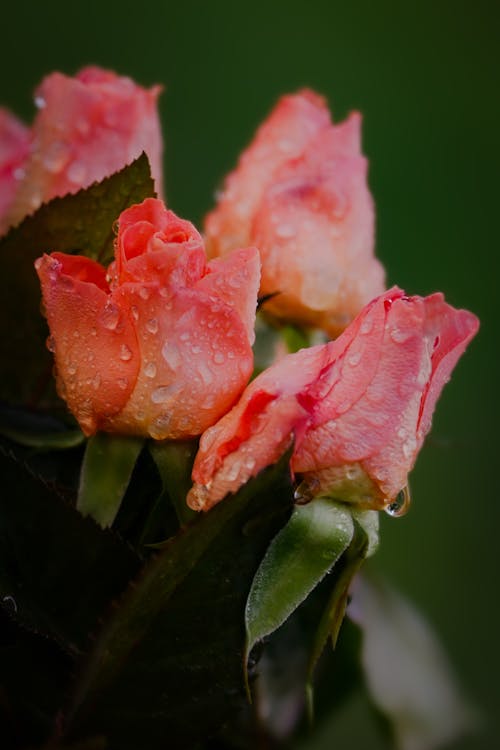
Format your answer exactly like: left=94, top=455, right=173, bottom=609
left=36, top=253, right=139, bottom=435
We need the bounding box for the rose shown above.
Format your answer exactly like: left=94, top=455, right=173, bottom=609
left=35, top=198, right=260, bottom=439
left=0, top=108, right=31, bottom=227
left=187, top=288, right=478, bottom=511
left=1, top=66, right=163, bottom=234
left=204, top=89, right=385, bottom=336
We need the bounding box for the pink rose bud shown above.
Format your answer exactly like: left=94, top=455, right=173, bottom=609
left=205, top=90, right=385, bottom=336
left=187, top=288, right=478, bottom=512
left=0, top=108, right=31, bottom=231
left=35, top=198, right=260, bottom=439
left=2, top=66, right=163, bottom=232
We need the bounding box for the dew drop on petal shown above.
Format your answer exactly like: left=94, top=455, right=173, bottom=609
left=360, top=318, right=373, bottom=335
left=146, top=318, right=159, bottom=334
left=390, top=327, right=413, bottom=344
left=46, top=336, right=56, bottom=353
left=119, top=344, right=132, bottom=361
left=385, top=485, right=411, bottom=517
left=117, top=377, right=129, bottom=390
left=100, top=302, right=121, bottom=331
left=145, top=362, right=157, bottom=379
left=67, top=161, right=87, bottom=184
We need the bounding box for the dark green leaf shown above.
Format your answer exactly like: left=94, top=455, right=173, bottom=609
left=0, top=445, right=141, bottom=655
left=64, top=451, right=294, bottom=749
left=0, top=607, right=74, bottom=748
left=77, top=433, right=144, bottom=528
left=0, top=401, right=83, bottom=449
left=0, top=154, right=155, bottom=407
left=305, top=517, right=372, bottom=720
left=148, top=438, right=198, bottom=527
left=245, top=499, right=354, bottom=664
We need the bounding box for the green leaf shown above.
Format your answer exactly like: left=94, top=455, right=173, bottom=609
left=148, top=439, right=198, bottom=527
left=0, top=402, right=84, bottom=449
left=63, top=451, right=294, bottom=749
left=305, top=518, right=371, bottom=720
left=77, top=433, right=144, bottom=528
left=348, top=574, right=479, bottom=750
left=245, top=499, right=354, bottom=667
left=0, top=445, right=141, bottom=655
left=0, top=154, right=155, bottom=408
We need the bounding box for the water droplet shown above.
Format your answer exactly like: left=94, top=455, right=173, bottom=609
left=66, top=160, right=87, bottom=184
left=131, top=305, right=139, bottom=321
left=139, top=287, right=150, bottom=300
left=191, top=344, right=202, bottom=354
left=67, top=362, right=77, bottom=376
left=347, top=351, right=362, bottom=367
left=148, top=413, right=172, bottom=439
left=119, top=344, right=132, bottom=361
left=44, top=142, right=70, bottom=173
left=214, top=351, right=225, bottom=364
left=46, top=335, right=56, bottom=353
left=294, top=477, right=320, bottom=504
left=100, top=302, right=120, bottom=330
left=385, top=485, right=411, bottom=517
left=360, top=318, right=373, bottom=335
left=117, top=377, right=128, bottom=390
left=13, top=166, right=25, bottom=180
left=390, top=327, right=412, bottom=344
left=92, top=373, right=101, bottom=390
left=187, top=483, right=209, bottom=511
left=90, top=327, right=97, bottom=337
left=146, top=318, right=158, bottom=334
left=275, top=223, right=295, bottom=239
left=34, top=95, right=46, bottom=109
left=145, top=362, right=157, bottom=379
left=179, top=331, right=190, bottom=341
left=151, top=385, right=175, bottom=404
left=2, top=595, right=18, bottom=614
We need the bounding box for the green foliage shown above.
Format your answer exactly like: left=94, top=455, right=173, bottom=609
left=63, top=452, right=294, bottom=749
left=245, top=499, right=354, bottom=665
left=77, top=433, right=145, bottom=528
left=0, top=154, right=155, bottom=407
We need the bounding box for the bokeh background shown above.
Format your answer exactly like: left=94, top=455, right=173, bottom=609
left=0, top=1, right=498, bottom=747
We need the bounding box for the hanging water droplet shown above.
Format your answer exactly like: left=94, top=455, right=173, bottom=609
left=187, top=483, right=210, bottom=511
left=294, top=477, right=320, bottom=504
left=385, top=485, right=411, bottom=517
left=46, top=335, right=56, bottom=353
left=34, top=95, right=46, bottom=109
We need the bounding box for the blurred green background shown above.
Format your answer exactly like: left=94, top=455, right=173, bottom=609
left=0, top=0, right=497, bottom=747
